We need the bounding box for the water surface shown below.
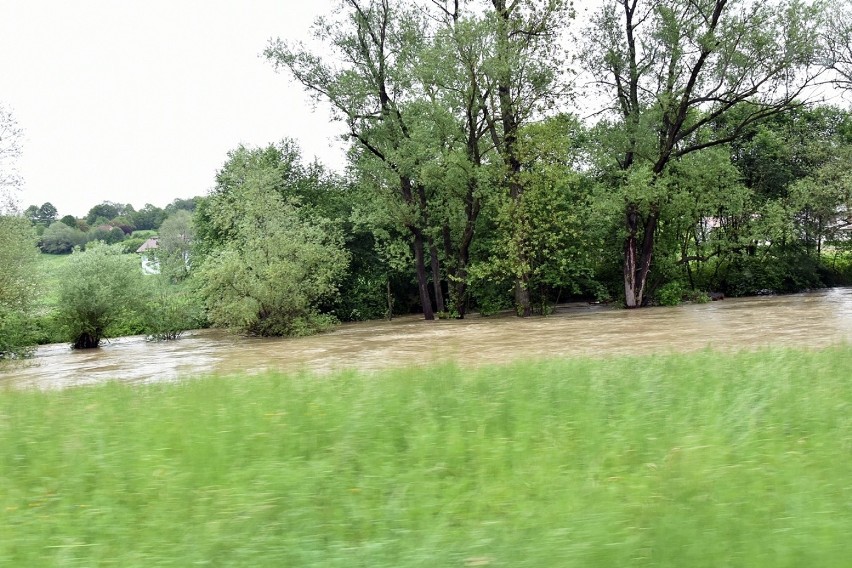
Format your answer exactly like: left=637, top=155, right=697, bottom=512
left=3, top=288, right=851, bottom=389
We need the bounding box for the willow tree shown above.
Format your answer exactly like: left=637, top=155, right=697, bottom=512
left=480, top=0, right=572, bottom=316
left=582, top=0, right=823, bottom=307
left=407, top=2, right=500, bottom=317
left=265, top=0, right=441, bottom=319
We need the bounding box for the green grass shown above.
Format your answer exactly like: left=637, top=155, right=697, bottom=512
left=35, top=252, right=73, bottom=308
left=1, top=347, right=851, bottom=566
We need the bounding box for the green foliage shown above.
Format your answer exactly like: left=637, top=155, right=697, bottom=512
left=0, top=307, right=35, bottom=359
left=144, top=277, right=205, bottom=341
left=712, top=250, right=824, bottom=297
left=656, top=281, right=685, bottom=306
left=164, top=196, right=200, bottom=216
left=85, top=201, right=129, bottom=226
left=198, top=205, right=347, bottom=335
left=39, top=221, right=87, bottom=254
left=55, top=243, right=149, bottom=348
left=120, top=236, right=148, bottom=254
left=196, top=163, right=349, bottom=336
left=24, top=201, right=57, bottom=225
left=130, top=203, right=167, bottom=231
left=335, top=274, right=391, bottom=322
left=156, top=210, right=194, bottom=282
left=88, top=225, right=126, bottom=245
left=0, top=215, right=40, bottom=358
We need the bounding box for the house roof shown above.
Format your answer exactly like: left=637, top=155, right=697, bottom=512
left=136, top=237, right=159, bottom=253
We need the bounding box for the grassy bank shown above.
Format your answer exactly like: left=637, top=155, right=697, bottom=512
left=1, top=347, right=850, bottom=566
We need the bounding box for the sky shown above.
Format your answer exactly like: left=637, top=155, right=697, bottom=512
left=0, top=0, right=346, bottom=218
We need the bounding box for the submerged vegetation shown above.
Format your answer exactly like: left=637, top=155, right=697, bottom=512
left=1, top=347, right=850, bottom=566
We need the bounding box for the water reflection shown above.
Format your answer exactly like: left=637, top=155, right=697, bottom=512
left=3, top=288, right=851, bottom=389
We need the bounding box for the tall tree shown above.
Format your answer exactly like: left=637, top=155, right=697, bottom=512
left=86, top=201, right=127, bottom=226
left=266, top=0, right=439, bottom=319
left=481, top=0, right=572, bottom=316
left=582, top=0, right=823, bottom=307
left=409, top=2, right=497, bottom=317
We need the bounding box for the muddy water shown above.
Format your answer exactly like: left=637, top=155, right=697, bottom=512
left=3, top=288, right=851, bottom=389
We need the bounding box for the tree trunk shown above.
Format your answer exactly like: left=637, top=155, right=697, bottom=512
left=401, top=176, right=435, bottom=320
left=411, top=226, right=435, bottom=320
left=428, top=235, right=445, bottom=314
left=386, top=278, right=394, bottom=321
left=72, top=331, right=100, bottom=349
left=623, top=204, right=658, bottom=308
left=515, top=279, right=531, bottom=317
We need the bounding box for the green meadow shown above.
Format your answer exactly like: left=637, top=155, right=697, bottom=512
left=1, top=347, right=850, bottom=566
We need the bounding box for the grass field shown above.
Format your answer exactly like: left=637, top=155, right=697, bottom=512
left=1, top=347, right=850, bottom=566
left=35, top=252, right=73, bottom=308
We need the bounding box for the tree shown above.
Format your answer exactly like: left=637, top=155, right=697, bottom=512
left=196, top=183, right=349, bottom=337
left=822, top=0, right=852, bottom=93
left=37, top=202, right=57, bottom=224
left=477, top=0, right=572, bottom=316
left=130, top=203, right=167, bottom=231
left=266, top=0, right=440, bottom=320
left=40, top=221, right=88, bottom=253
left=88, top=225, right=126, bottom=245
left=581, top=0, right=824, bottom=307
left=60, top=214, right=77, bottom=228
left=157, top=210, right=194, bottom=282
left=0, top=215, right=40, bottom=358
left=164, top=197, right=200, bottom=217
left=55, top=243, right=148, bottom=349
left=0, top=104, right=23, bottom=213
left=85, top=201, right=129, bottom=226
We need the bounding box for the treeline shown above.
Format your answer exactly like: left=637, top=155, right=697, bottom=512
left=3, top=0, right=852, bottom=357
left=24, top=198, right=200, bottom=254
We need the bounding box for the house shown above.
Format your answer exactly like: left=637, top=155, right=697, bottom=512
left=136, top=237, right=160, bottom=274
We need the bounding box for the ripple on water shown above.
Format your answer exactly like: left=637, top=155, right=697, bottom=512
left=2, top=288, right=851, bottom=389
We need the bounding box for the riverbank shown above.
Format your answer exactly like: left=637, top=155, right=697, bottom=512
left=2, top=347, right=850, bottom=566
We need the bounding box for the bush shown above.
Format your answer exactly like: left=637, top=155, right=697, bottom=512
left=656, top=281, right=685, bottom=306
left=88, top=226, right=126, bottom=245
left=196, top=194, right=349, bottom=337
left=55, top=243, right=149, bottom=348
left=40, top=221, right=87, bottom=254
left=145, top=278, right=206, bottom=341
left=716, top=251, right=823, bottom=297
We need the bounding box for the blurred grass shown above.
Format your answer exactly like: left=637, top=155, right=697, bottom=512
left=1, top=347, right=850, bottom=566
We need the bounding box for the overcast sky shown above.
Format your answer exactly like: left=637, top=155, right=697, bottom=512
left=0, top=0, right=345, bottom=218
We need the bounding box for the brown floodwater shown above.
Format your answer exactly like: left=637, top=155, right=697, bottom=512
left=3, top=288, right=851, bottom=389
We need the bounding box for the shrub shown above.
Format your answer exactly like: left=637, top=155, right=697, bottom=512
left=656, top=281, right=685, bottom=306
left=55, top=243, right=149, bottom=348
left=40, top=221, right=87, bottom=254
left=0, top=216, right=40, bottom=358
left=145, top=278, right=206, bottom=341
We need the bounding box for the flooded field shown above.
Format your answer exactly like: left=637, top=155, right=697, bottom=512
left=3, top=288, right=851, bottom=389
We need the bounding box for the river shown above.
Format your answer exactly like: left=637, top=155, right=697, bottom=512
left=3, top=288, right=851, bottom=389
